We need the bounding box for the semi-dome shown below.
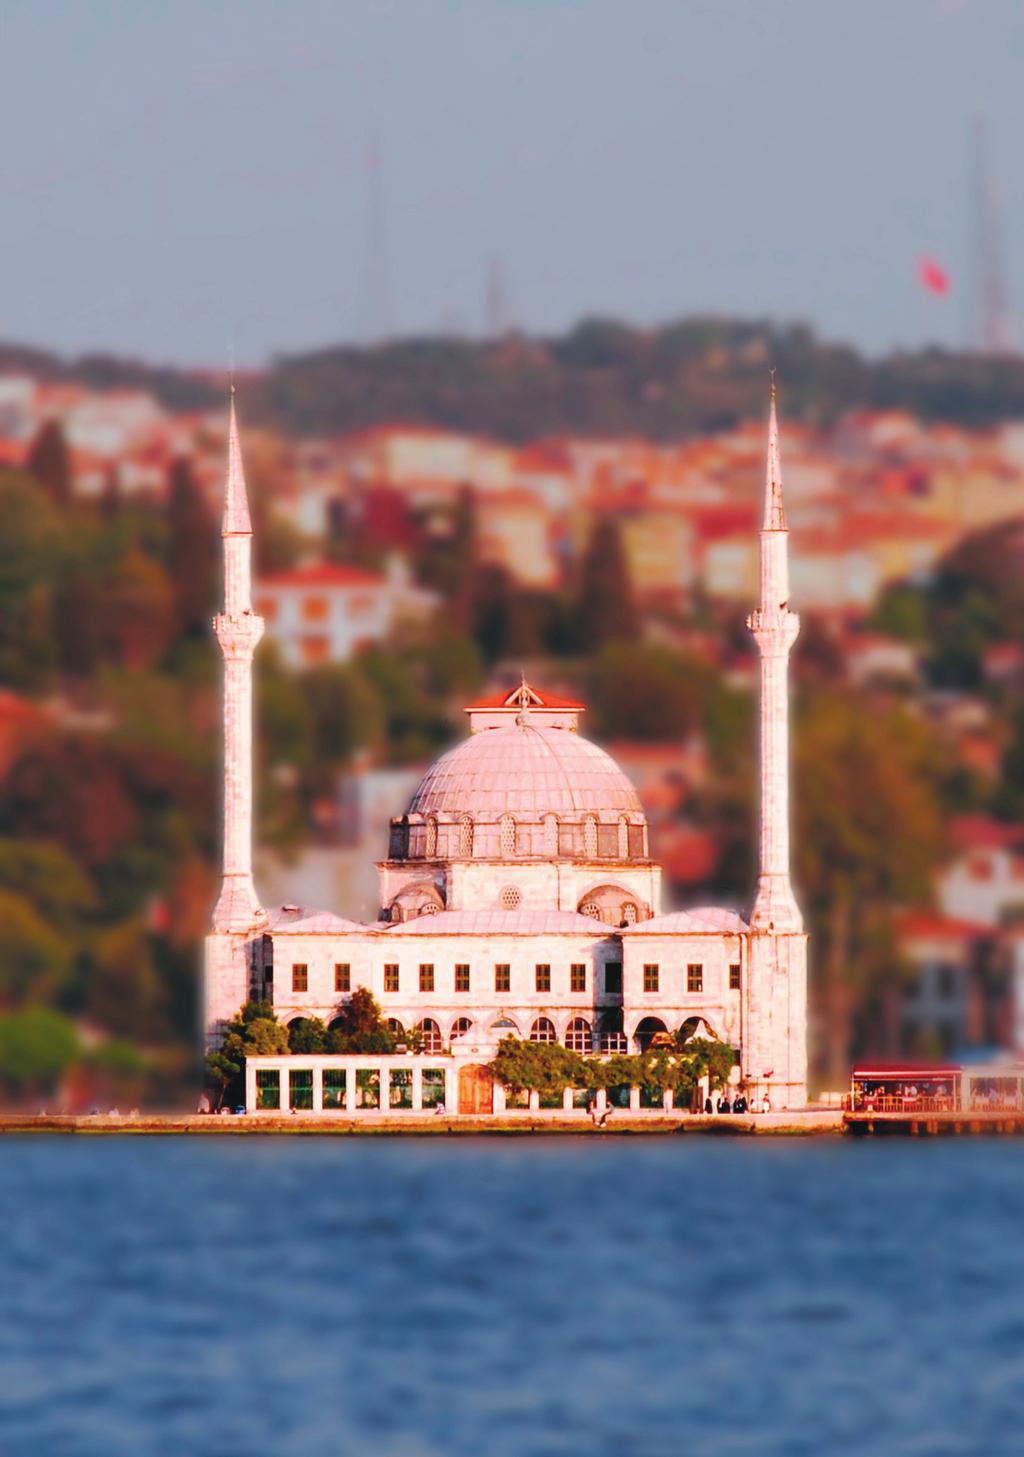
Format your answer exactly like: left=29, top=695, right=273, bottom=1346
left=407, top=721, right=644, bottom=820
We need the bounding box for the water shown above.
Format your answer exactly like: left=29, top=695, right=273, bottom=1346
left=0, top=1136, right=1022, bottom=1456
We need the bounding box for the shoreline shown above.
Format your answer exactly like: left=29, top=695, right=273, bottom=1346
left=0, top=1110, right=844, bottom=1137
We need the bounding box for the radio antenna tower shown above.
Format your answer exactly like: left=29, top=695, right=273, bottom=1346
left=967, top=118, right=1015, bottom=355
left=485, top=252, right=507, bottom=338
left=357, top=131, right=394, bottom=345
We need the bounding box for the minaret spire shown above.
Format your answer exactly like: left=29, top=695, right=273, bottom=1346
left=747, top=377, right=802, bottom=932
left=764, top=370, right=785, bottom=530
left=212, top=391, right=266, bottom=933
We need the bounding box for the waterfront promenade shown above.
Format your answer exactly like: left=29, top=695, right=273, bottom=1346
left=0, top=1109, right=845, bottom=1136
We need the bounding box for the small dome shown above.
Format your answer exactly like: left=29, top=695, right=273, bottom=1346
left=406, top=721, right=644, bottom=820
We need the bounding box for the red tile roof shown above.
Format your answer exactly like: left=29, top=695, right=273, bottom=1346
left=897, top=911, right=994, bottom=942
left=465, top=684, right=585, bottom=711
left=257, top=563, right=385, bottom=590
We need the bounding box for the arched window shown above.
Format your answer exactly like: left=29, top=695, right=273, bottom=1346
left=565, top=1017, right=592, bottom=1052
left=450, top=1016, right=473, bottom=1042
left=499, top=885, right=522, bottom=911
left=618, top=815, right=630, bottom=858
left=500, top=814, right=517, bottom=856
left=634, top=1017, right=669, bottom=1052
left=458, top=814, right=474, bottom=857
left=530, top=1016, right=556, bottom=1044
left=542, top=813, right=559, bottom=856
left=418, top=1018, right=443, bottom=1053
left=580, top=901, right=601, bottom=920
left=425, top=816, right=438, bottom=858
left=386, top=1017, right=405, bottom=1038
left=622, top=901, right=638, bottom=925
left=583, top=814, right=598, bottom=858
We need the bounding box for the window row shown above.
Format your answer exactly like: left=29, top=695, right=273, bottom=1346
left=641, top=963, right=742, bottom=993
left=257, top=1066, right=447, bottom=1112
left=393, top=813, right=647, bottom=861
left=288, top=960, right=741, bottom=996
left=291, top=961, right=608, bottom=995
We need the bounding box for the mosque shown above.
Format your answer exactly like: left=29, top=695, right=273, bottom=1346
left=204, top=389, right=808, bottom=1112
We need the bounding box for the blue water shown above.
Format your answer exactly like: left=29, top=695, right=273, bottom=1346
left=0, top=1136, right=1022, bottom=1456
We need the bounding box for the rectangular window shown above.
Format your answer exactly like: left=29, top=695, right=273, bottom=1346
left=535, top=963, right=551, bottom=993
left=571, top=963, right=587, bottom=993
left=291, top=963, right=308, bottom=993
left=419, top=963, right=435, bottom=993
left=384, top=963, right=399, bottom=993
left=495, top=963, right=511, bottom=993
left=729, top=963, right=741, bottom=991
left=604, top=961, right=623, bottom=995
left=421, top=1068, right=446, bottom=1109
left=302, top=595, right=329, bottom=622
left=390, top=1068, right=413, bottom=1109
left=255, top=1069, right=280, bottom=1110
left=323, top=1068, right=346, bottom=1109
left=356, top=1068, right=380, bottom=1109
left=688, top=964, right=704, bottom=993
left=644, top=963, right=660, bottom=993
left=455, top=963, right=470, bottom=993
left=289, top=1068, right=313, bottom=1111
left=335, top=963, right=351, bottom=993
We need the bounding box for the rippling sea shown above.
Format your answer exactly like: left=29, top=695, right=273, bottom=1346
left=0, top=1135, right=1022, bottom=1456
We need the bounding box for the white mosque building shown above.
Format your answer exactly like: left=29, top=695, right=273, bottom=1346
left=204, top=388, right=808, bottom=1113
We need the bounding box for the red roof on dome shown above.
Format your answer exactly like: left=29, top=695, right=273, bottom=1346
left=465, top=683, right=585, bottom=712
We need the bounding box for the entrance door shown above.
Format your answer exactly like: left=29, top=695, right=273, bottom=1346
left=458, top=1063, right=494, bottom=1114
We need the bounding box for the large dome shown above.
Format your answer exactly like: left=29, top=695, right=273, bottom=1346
left=406, top=721, right=644, bottom=819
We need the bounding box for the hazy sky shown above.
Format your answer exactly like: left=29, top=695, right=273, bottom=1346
left=1, top=0, right=1021, bottom=365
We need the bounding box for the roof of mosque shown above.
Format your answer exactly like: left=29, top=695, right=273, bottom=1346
left=266, top=906, right=368, bottom=934
left=405, top=721, right=645, bottom=820
left=384, top=909, right=613, bottom=935
left=624, top=907, right=749, bottom=934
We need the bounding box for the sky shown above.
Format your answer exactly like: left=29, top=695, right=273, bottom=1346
left=0, top=0, right=1021, bottom=366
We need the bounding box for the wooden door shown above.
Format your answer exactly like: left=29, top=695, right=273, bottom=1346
left=458, top=1063, right=494, bottom=1114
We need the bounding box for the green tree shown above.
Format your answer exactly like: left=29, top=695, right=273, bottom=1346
left=205, top=1000, right=290, bottom=1109
left=0, top=1007, right=80, bottom=1097
left=0, top=889, right=74, bottom=1007
left=166, top=456, right=219, bottom=635
left=326, top=987, right=396, bottom=1052
left=576, top=519, right=638, bottom=650
left=288, top=1017, right=327, bottom=1053
left=794, top=692, right=948, bottom=1087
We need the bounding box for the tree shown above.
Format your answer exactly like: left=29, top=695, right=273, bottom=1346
left=288, top=1017, right=327, bottom=1053
left=0, top=1007, right=80, bottom=1097
left=576, top=519, right=638, bottom=650
left=588, top=642, right=714, bottom=741
left=794, top=692, right=948, bottom=1087
left=99, top=549, right=176, bottom=670
left=166, top=456, right=219, bottom=635
left=326, top=987, right=396, bottom=1052
left=26, top=419, right=72, bottom=506
left=86, top=921, right=169, bottom=1042
left=205, top=1000, right=290, bottom=1109
left=0, top=889, right=74, bottom=1008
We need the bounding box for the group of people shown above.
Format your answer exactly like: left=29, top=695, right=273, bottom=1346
left=703, top=1090, right=770, bottom=1115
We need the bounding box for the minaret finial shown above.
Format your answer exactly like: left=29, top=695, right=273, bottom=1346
left=223, top=389, right=252, bottom=537
left=764, top=372, right=785, bottom=531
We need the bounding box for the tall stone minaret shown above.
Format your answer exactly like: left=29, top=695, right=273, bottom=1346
left=211, top=390, right=266, bottom=933
left=747, top=378, right=802, bottom=934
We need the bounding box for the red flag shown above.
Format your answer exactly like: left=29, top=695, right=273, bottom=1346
left=919, top=256, right=951, bottom=295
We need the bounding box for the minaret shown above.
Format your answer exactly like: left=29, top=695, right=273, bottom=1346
left=747, top=377, right=802, bottom=933
left=211, top=390, right=266, bottom=932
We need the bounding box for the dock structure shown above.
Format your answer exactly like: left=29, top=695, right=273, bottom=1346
left=845, top=1061, right=1024, bottom=1135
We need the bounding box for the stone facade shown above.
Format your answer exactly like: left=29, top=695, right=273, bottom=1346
left=204, top=390, right=810, bottom=1109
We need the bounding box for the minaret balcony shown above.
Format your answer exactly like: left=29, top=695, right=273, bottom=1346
left=746, top=608, right=799, bottom=652
left=214, top=611, right=265, bottom=657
